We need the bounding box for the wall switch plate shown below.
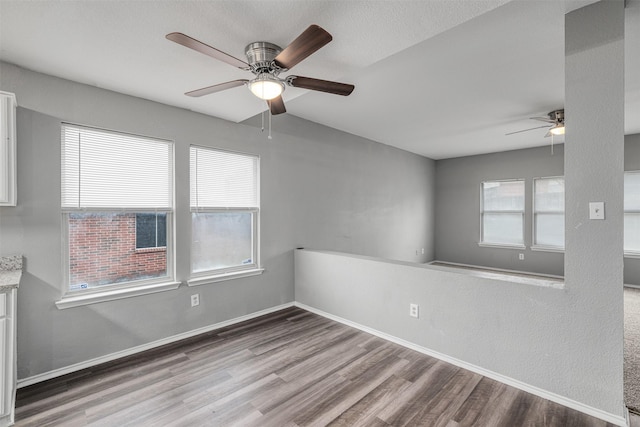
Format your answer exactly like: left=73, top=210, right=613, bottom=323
left=191, top=294, right=200, bottom=307
left=589, top=202, right=605, bottom=220
left=409, top=303, right=419, bottom=318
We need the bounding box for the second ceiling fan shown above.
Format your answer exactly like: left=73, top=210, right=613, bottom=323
left=506, top=109, right=565, bottom=137
left=166, top=25, right=355, bottom=115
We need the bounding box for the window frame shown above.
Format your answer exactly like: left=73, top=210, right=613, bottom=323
left=479, top=179, right=526, bottom=249
left=135, top=212, right=168, bottom=250
left=187, top=145, right=263, bottom=286
left=625, top=171, right=640, bottom=258
left=57, top=123, right=178, bottom=308
left=531, top=176, right=565, bottom=252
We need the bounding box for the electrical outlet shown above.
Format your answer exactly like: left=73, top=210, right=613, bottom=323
left=409, top=303, right=419, bottom=318
left=518, top=253, right=524, bottom=261
left=421, top=248, right=425, bottom=255
left=191, top=294, right=200, bottom=307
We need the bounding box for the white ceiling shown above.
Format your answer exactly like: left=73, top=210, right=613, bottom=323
left=0, top=0, right=638, bottom=160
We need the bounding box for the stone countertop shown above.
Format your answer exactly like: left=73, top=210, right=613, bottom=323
left=0, top=270, right=21, bottom=291
left=0, top=255, right=22, bottom=291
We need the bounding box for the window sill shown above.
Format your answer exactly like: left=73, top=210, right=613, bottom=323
left=478, top=242, right=526, bottom=250
left=55, top=281, right=181, bottom=309
left=531, top=245, right=565, bottom=253
left=625, top=252, right=640, bottom=259
left=188, top=268, right=265, bottom=287
left=134, top=247, right=167, bottom=254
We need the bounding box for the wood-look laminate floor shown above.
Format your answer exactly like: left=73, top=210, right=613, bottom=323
left=15, top=307, right=615, bottom=427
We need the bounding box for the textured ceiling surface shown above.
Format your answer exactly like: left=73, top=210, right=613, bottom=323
left=0, top=0, right=637, bottom=159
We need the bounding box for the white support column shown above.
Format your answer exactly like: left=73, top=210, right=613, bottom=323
left=565, top=0, right=625, bottom=417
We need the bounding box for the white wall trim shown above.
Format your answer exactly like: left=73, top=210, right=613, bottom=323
left=55, top=281, right=182, bottom=310
left=294, top=302, right=628, bottom=427
left=625, top=407, right=630, bottom=427
left=17, top=302, right=294, bottom=389
left=187, top=268, right=264, bottom=287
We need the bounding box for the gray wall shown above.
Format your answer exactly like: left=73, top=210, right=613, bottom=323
left=435, top=145, right=565, bottom=275
left=295, top=249, right=622, bottom=422
left=0, top=61, right=435, bottom=379
left=435, top=135, right=640, bottom=284
left=563, top=0, right=624, bottom=419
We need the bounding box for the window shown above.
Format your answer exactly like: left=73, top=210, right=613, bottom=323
left=190, top=146, right=260, bottom=280
left=61, top=124, right=174, bottom=293
left=480, top=180, right=525, bottom=247
left=625, top=172, right=640, bottom=255
left=136, top=213, right=167, bottom=249
left=533, top=177, right=565, bottom=250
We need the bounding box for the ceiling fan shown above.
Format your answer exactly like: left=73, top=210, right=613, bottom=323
left=166, top=25, right=355, bottom=116
left=506, top=109, right=565, bottom=137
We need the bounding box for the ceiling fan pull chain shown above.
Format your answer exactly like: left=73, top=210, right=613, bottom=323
left=551, top=134, right=554, bottom=155
left=261, top=110, right=265, bottom=133
left=268, top=106, right=273, bottom=140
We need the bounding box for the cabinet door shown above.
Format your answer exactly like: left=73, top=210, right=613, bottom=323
left=0, top=91, right=17, bottom=206
left=0, top=317, right=5, bottom=415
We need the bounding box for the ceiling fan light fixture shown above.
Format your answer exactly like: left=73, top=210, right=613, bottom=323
left=248, top=73, right=284, bottom=100
left=549, top=124, right=565, bottom=136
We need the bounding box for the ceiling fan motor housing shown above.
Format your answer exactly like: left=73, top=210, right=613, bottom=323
left=245, top=42, right=283, bottom=74
left=549, top=109, right=564, bottom=124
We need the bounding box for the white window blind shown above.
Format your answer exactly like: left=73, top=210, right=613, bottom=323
left=481, top=180, right=525, bottom=246
left=190, top=146, right=258, bottom=209
left=625, top=172, right=640, bottom=211
left=625, top=172, right=640, bottom=253
left=61, top=124, right=173, bottom=209
left=533, top=177, right=565, bottom=248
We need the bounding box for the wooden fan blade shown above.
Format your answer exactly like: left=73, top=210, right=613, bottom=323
left=166, top=32, right=249, bottom=70
left=505, top=125, right=551, bottom=136
left=274, top=25, right=332, bottom=70
left=287, top=76, right=354, bottom=96
left=186, top=80, right=249, bottom=97
left=268, top=96, right=286, bottom=115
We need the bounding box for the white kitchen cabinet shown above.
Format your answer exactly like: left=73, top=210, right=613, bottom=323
left=0, top=91, right=17, bottom=207
left=0, top=288, right=16, bottom=427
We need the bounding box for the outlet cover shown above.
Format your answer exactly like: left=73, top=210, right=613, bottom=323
left=191, top=294, right=200, bottom=307
left=409, top=303, right=419, bottom=318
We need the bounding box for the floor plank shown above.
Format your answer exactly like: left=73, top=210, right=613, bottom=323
left=14, top=307, right=618, bottom=426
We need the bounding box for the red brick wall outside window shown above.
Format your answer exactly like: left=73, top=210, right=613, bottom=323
left=68, top=212, right=166, bottom=288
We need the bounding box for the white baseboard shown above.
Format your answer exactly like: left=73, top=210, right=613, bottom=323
left=294, top=302, right=628, bottom=427
left=17, top=302, right=295, bottom=389
left=626, top=407, right=631, bottom=427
